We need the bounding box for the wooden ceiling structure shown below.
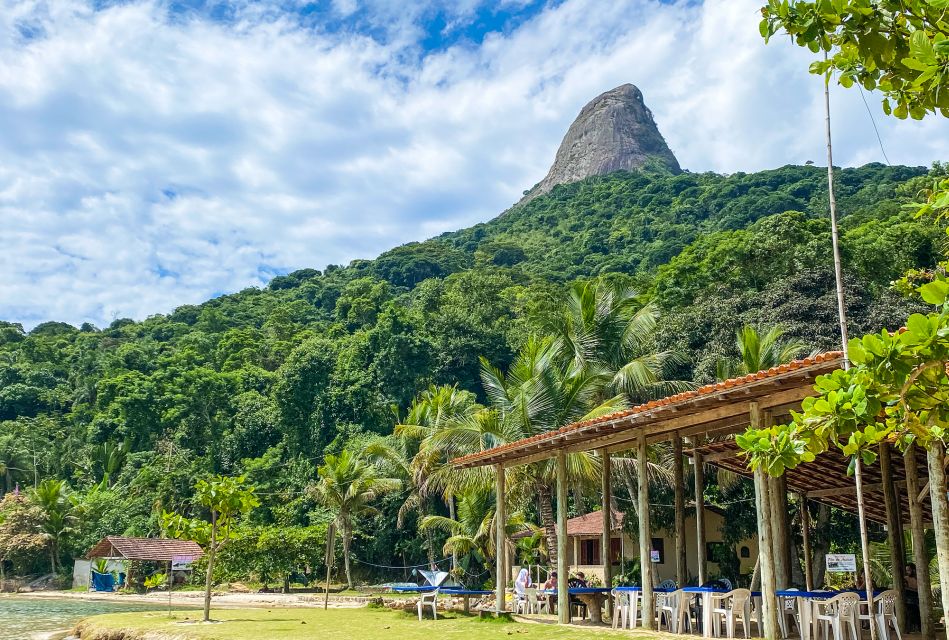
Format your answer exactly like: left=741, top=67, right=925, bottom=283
left=454, top=352, right=845, bottom=470
left=691, top=439, right=933, bottom=526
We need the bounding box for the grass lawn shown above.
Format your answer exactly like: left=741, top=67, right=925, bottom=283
left=76, top=605, right=669, bottom=639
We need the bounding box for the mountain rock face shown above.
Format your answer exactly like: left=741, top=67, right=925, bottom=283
left=521, top=84, right=680, bottom=203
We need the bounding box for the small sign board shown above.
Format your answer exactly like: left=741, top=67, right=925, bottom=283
left=171, top=554, right=197, bottom=570
left=825, top=553, right=857, bottom=573
left=650, top=549, right=661, bottom=563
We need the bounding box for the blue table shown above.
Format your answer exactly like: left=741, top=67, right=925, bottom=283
left=389, top=585, right=494, bottom=613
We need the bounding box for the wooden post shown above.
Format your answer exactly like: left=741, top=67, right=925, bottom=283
left=673, top=434, right=687, bottom=588
left=495, top=464, right=506, bottom=613
left=904, top=444, right=934, bottom=639
left=880, top=443, right=907, bottom=628
left=599, top=447, right=613, bottom=617
left=638, top=433, right=654, bottom=629
left=768, top=476, right=790, bottom=590
left=853, top=455, right=879, bottom=640
left=799, top=494, right=814, bottom=592
left=694, top=446, right=707, bottom=586
left=556, top=450, right=570, bottom=624
left=751, top=402, right=779, bottom=640
left=925, top=441, right=949, bottom=640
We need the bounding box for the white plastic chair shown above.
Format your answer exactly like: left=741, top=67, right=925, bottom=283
left=814, top=592, right=860, bottom=640
left=659, top=589, right=692, bottom=633
left=417, top=588, right=440, bottom=621
left=858, top=590, right=902, bottom=640
left=526, top=587, right=545, bottom=614
left=612, top=589, right=629, bottom=629
left=777, top=588, right=800, bottom=639
left=710, top=588, right=753, bottom=638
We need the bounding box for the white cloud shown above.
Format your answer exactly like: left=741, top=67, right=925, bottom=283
left=0, top=0, right=947, bottom=329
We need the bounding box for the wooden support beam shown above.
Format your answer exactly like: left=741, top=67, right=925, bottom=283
left=599, top=448, right=613, bottom=619
left=799, top=494, right=814, bottom=591
left=751, top=402, right=779, bottom=640
left=495, top=464, right=506, bottom=613
left=805, top=481, right=894, bottom=498
left=556, top=451, right=570, bottom=624
left=880, top=443, right=907, bottom=628
left=638, top=433, right=655, bottom=629
left=904, top=444, right=934, bottom=639
left=673, top=434, right=687, bottom=588
left=694, top=444, right=707, bottom=586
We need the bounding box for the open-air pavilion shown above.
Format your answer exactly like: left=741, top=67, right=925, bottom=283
left=452, top=352, right=941, bottom=639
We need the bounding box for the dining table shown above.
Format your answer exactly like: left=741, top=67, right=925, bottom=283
left=389, top=585, right=494, bottom=614
left=775, top=589, right=883, bottom=640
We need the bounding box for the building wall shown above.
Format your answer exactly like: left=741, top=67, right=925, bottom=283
left=518, top=510, right=758, bottom=586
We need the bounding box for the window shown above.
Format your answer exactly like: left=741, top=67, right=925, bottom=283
left=651, top=537, right=665, bottom=564
left=740, top=546, right=750, bottom=559
left=610, top=537, right=622, bottom=563
left=580, top=539, right=600, bottom=565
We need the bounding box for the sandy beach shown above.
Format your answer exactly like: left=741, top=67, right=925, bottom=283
left=12, top=590, right=368, bottom=609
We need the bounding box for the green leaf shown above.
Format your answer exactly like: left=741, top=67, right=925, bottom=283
left=919, top=280, right=949, bottom=305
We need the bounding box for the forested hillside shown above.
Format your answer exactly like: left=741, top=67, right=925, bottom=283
left=0, top=162, right=942, bottom=584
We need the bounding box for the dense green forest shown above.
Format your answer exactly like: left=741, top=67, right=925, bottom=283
left=0, top=162, right=943, bottom=589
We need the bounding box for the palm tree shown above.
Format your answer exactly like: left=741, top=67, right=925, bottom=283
left=389, top=385, right=479, bottom=567
left=419, top=487, right=528, bottom=585
left=91, top=440, right=129, bottom=488
left=556, top=280, right=689, bottom=403
left=311, top=450, right=400, bottom=589
left=715, top=325, right=808, bottom=381
left=31, top=478, right=77, bottom=573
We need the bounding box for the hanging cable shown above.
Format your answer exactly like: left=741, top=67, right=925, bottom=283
left=858, top=85, right=891, bottom=165
left=349, top=556, right=451, bottom=570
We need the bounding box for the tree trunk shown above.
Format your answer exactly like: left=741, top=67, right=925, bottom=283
left=926, top=441, right=949, bottom=640
left=203, top=511, right=217, bottom=622
left=811, top=503, right=830, bottom=588
left=853, top=456, right=878, bottom=640
left=536, top=481, right=558, bottom=563
left=50, top=541, right=57, bottom=575
left=905, top=444, right=934, bottom=640
left=343, top=524, right=353, bottom=589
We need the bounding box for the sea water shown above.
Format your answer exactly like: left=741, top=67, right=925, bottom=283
left=0, top=596, right=168, bottom=640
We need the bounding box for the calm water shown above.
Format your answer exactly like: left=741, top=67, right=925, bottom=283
left=0, top=597, right=171, bottom=640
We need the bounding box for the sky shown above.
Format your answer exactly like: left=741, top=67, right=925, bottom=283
left=1, top=0, right=947, bottom=330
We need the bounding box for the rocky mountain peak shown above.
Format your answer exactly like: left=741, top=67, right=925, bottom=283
left=521, top=84, right=680, bottom=203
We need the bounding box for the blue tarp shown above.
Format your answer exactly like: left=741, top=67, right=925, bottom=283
left=91, top=571, right=115, bottom=592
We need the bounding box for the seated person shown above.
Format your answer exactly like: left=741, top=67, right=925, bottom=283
left=568, top=571, right=589, bottom=588
left=542, top=571, right=557, bottom=590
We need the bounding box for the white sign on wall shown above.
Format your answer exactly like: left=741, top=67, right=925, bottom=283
left=650, top=549, right=661, bottom=563
left=825, top=554, right=857, bottom=573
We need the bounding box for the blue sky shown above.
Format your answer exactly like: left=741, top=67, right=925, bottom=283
left=1, top=0, right=947, bottom=329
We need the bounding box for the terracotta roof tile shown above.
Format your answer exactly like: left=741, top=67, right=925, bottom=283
left=85, top=536, right=204, bottom=562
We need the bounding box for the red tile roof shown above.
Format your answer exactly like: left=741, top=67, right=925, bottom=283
left=563, top=510, right=624, bottom=536
left=451, top=351, right=844, bottom=468
left=85, top=536, right=204, bottom=562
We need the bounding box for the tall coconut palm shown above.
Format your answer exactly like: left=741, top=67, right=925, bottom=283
left=556, top=280, right=689, bottom=403
left=391, top=385, right=479, bottom=567
left=419, top=487, right=528, bottom=585
left=715, top=325, right=809, bottom=381
left=311, top=450, right=400, bottom=589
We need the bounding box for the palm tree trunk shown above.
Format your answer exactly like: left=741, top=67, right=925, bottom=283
left=50, top=540, right=57, bottom=574
left=926, top=441, right=949, bottom=640
left=204, top=514, right=217, bottom=622
left=343, top=524, right=353, bottom=589
left=536, top=482, right=558, bottom=563
left=812, top=503, right=830, bottom=588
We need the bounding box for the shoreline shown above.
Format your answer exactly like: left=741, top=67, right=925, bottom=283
left=8, top=589, right=369, bottom=609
